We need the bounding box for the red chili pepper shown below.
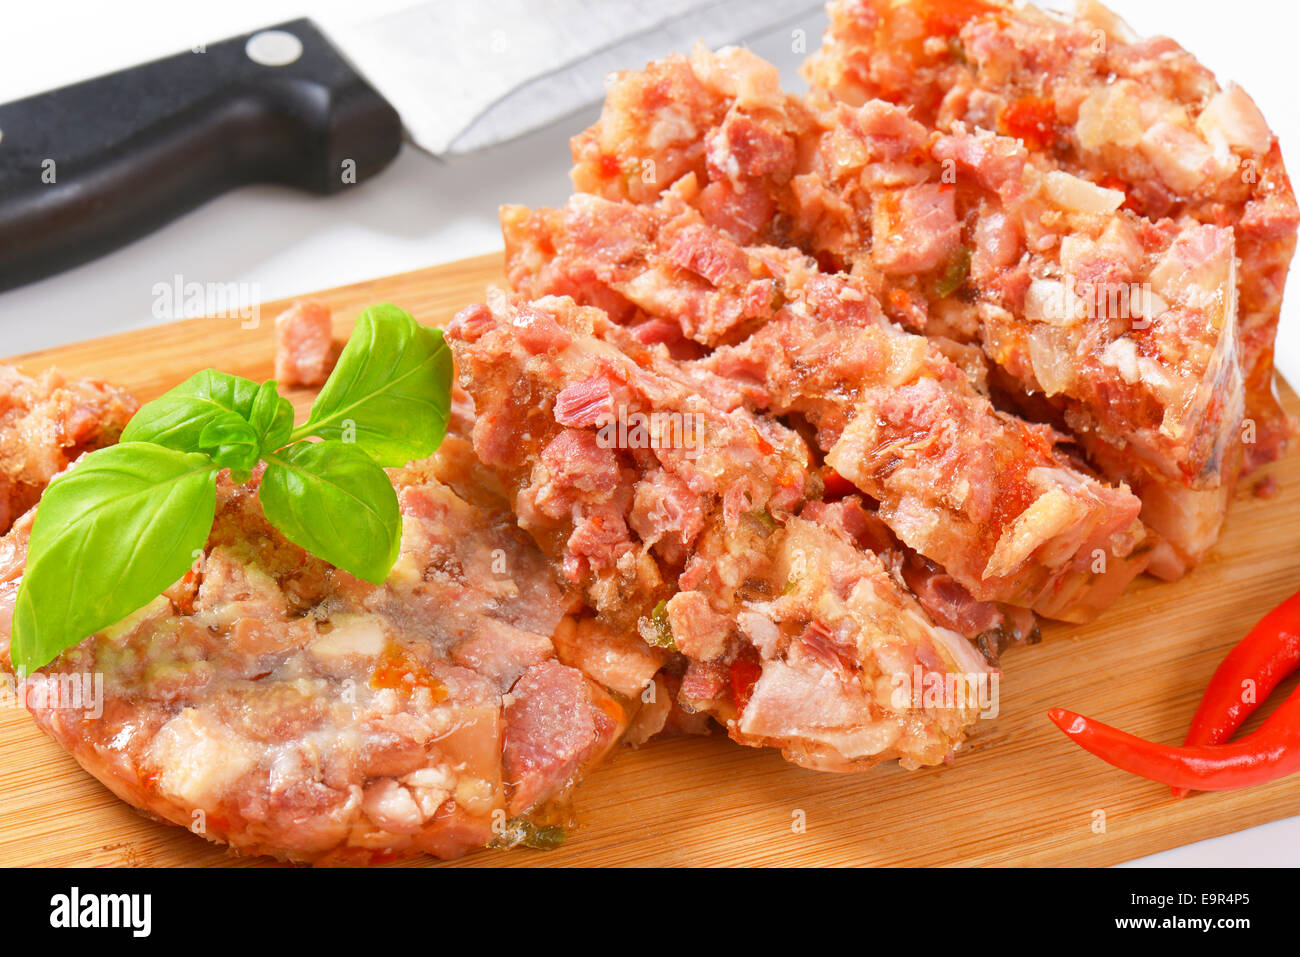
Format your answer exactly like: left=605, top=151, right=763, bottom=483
left=1171, top=587, right=1300, bottom=797
left=1048, top=685, right=1300, bottom=791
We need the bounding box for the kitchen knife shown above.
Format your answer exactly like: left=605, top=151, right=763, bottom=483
left=0, top=2, right=823, bottom=293
left=0, top=20, right=401, bottom=293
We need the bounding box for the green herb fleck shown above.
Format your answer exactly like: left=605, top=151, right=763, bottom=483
left=744, top=508, right=779, bottom=536
left=935, top=246, right=971, bottom=299
left=493, top=818, right=568, bottom=851
left=640, top=599, right=677, bottom=651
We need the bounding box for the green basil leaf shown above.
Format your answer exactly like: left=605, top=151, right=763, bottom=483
left=197, top=416, right=260, bottom=473
left=122, top=370, right=294, bottom=455
left=11, top=444, right=218, bottom=673
left=296, top=304, right=451, bottom=467
left=247, top=379, right=294, bottom=451
left=259, top=440, right=400, bottom=585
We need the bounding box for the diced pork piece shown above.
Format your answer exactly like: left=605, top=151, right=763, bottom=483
left=0, top=438, right=645, bottom=864
left=805, top=0, right=1298, bottom=468
left=1084, top=437, right=1236, bottom=582
left=566, top=46, right=1250, bottom=574
left=802, top=494, right=1037, bottom=658
left=273, top=300, right=336, bottom=388
left=0, top=366, right=138, bottom=534
left=729, top=515, right=996, bottom=771
left=504, top=192, right=1149, bottom=620
left=448, top=292, right=1003, bottom=771
left=502, top=659, right=622, bottom=814
left=550, top=616, right=666, bottom=699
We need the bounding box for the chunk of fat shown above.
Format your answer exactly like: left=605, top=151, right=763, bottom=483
left=1025, top=323, right=1076, bottom=395
left=647, top=103, right=699, bottom=152
left=386, top=547, right=424, bottom=589
left=737, top=610, right=780, bottom=658
left=736, top=658, right=900, bottom=758
left=1139, top=476, right=1235, bottom=579
left=1100, top=337, right=1140, bottom=385
left=1024, top=278, right=1075, bottom=325
left=982, top=487, right=1088, bottom=581
left=99, top=594, right=172, bottom=642
left=1042, top=170, right=1125, bottom=214
left=1147, top=224, right=1236, bottom=314
left=689, top=44, right=783, bottom=110
left=882, top=332, right=928, bottom=386
left=551, top=616, right=660, bottom=697
left=1139, top=115, right=1235, bottom=195
left=1132, top=289, right=1170, bottom=323
left=923, top=615, right=995, bottom=679
left=1059, top=218, right=1143, bottom=281
left=1098, top=215, right=1144, bottom=272
left=1196, top=84, right=1272, bottom=157
left=453, top=776, right=497, bottom=816
left=399, top=767, right=455, bottom=819
left=1076, top=0, right=1139, bottom=42
left=1075, top=82, right=1144, bottom=150
left=1098, top=337, right=1173, bottom=396
left=362, top=778, right=425, bottom=834
left=147, top=708, right=258, bottom=806
left=309, top=615, right=389, bottom=665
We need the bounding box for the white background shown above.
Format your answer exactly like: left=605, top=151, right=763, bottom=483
left=1, top=0, right=1297, bottom=865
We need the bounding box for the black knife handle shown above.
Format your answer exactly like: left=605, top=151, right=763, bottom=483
left=0, top=19, right=402, bottom=292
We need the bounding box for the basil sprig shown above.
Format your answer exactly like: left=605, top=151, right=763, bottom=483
left=10, top=304, right=451, bottom=673
left=291, top=303, right=453, bottom=466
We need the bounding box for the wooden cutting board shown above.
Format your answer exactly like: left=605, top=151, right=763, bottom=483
left=1, top=252, right=1297, bottom=868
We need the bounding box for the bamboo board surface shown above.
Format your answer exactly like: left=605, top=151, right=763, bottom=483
left=1, top=252, right=1297, bottom=868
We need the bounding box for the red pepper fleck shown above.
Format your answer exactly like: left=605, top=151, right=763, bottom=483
left=729, top=648, right=763, bottom=714
left=822, top=466, right=858, bottom=501
left=998, top=97, right=1058, bottom=152
left=371, top=645, right=448, bottom=701
left=920, top=0, right=998, bottom=37
left=598, top=154, right=622, bottom=180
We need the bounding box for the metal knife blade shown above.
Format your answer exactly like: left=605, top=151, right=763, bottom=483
left=324, top=0, right=826, bottom=157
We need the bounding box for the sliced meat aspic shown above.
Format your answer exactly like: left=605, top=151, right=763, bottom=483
left=564, top=44, right=1252, bottom=577
left=0, top=444, right=642, bottom=864
left=448, top=292, right=1000, bottom=771
left=805, top=0, right=1298, bottom=469
left=273, top=300, right=337, bottom=388
left=504, top=192, right=1150, bottom=622
left=448, top=290, right=813, bottom=629
left=0, top=366, right=138, bottom=534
